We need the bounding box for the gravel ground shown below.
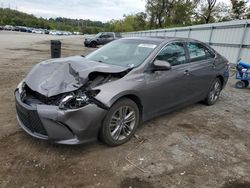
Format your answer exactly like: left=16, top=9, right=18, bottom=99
left=0, top=31, right=250, bottom=188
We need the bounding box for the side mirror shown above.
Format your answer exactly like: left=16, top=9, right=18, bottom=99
left=152, top=60, right=172, bottom=71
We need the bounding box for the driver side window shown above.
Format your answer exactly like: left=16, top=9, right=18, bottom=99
left=156, top=42, right=186, bottom=66
left=100, top=33, right=107, bottom=38
left=100, top=33, right=112, bottom=38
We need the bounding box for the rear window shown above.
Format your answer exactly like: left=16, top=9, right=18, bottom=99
left=115, top=33, right=122, bottom=38
left=187, top=42, right=215, bottom=63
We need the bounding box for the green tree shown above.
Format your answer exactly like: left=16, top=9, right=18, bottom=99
left=230, top=0, right=248, bottom=19
left=172, top=1, right=194, bottom=26
left=145, top=0, right=198, bottom=28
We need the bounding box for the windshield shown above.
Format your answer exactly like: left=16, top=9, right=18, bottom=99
left=95, top=33, right=102, bottom=38
left=86, top=39, right=158, bottom=67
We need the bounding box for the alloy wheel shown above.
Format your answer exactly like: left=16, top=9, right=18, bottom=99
left=209, top=80, right=221, bottom=103
left=109, top=106, right=136, bottom=141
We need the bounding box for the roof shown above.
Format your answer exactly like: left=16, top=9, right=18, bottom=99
left=121, top=36, right=196, bottom=43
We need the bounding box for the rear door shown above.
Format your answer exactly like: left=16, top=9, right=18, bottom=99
left=105, top=32, right=115, bottom=43
left=184, top=42, right=217, bottom=99
left=99, top=33, right=114, bottom=45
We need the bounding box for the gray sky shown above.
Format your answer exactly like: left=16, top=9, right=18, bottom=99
left=1, top=0, right=146, bottom=22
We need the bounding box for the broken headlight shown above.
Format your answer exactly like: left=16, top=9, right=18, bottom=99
left=58, top=89, right=100, bottom=110
left=17, top=79, right=25, bottom=94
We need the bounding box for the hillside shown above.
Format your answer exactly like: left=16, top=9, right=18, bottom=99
left=0, top=8, right=107, bottom=33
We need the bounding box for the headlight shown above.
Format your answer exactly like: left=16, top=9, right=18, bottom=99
left=58, top=89, right=100, bottom=110
left=17, top=79, right=25, bottom=94
left=59, top=93, right=89, bottom=110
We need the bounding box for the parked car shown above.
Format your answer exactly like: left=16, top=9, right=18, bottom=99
left=73, top=31, right=81, bottom=35
left=27, top=28, right=33, bottom=33
left=4, top=25, right=14, bottom=30
left=12, top=26, right=20, bottom=31
left=18, top=26, right=27, bottom=32
left=49, top=30, right=57, bottom=35
left=15, top=37, right=229, bottom=146
left=0, top=26, right=3, bottom=30
left=32, top=29, right=44, bottom=34
left=62, top=31, right=72, bottom=35
left=44, top=29, right=50, bottom=34
left=84, top=32, right=122, bottom=47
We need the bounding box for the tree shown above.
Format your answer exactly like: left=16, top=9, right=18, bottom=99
left=195, top=0, right=218, bottom=23
left=230, top=0, right=248, bottom=19
left=134, top=12, right=147, bottom=30
left=248, top=7, right=250, bottom=18
left=106, top=13, right=147, bottom=32
left=214, top=2, right=232, bottom=22
left=146, top=0, right=167, bottom=28
left=172, top=0, right=195, bottom=26
left=145, top=0, right=196, bottom=28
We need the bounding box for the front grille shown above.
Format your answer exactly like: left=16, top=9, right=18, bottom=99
left=16, top=101, right=47, bottom=136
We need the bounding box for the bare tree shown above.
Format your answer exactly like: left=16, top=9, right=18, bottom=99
left=195, top=0, right=218, bottom=23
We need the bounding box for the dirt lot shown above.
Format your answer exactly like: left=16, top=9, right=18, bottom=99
left=0, top=31, right=250, bottom=188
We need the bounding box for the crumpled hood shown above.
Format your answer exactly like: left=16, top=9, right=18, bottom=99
left=25, top=56, right=128, bottom=97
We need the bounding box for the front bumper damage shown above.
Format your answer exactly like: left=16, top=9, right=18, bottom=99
left=15, top=91, right=107, bottom=145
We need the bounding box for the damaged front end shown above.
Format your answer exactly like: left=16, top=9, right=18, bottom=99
left=20, top=70, right=129, bottom=110
left=15, top=64, right=130, bottom=144
left=15, top=81, right=107, bottom=144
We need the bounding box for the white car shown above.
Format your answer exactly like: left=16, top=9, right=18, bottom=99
left=49, top=30, right=57, bottom=35
left=32, top=29, right=44, bottom=34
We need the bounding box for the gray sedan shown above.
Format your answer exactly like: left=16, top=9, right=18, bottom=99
left=15, top=37, right=229, bottom=146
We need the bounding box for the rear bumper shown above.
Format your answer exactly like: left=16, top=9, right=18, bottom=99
left=15, top=91, right=107, bottom=145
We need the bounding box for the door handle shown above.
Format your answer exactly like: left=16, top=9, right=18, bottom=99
left=184, top=70, right=190, bottom=76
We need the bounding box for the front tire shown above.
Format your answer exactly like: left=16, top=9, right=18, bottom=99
left=205, top=78, right=222, bottom=106
left=100, top=98, right=140, bottom=146
left=90, top=41, right=97, bottom=48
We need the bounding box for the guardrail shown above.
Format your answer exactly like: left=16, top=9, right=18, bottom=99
left=122, top=20, right=250, bottom=64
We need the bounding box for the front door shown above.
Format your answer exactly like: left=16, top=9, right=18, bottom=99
left=142, top=42, right=193, bottom=118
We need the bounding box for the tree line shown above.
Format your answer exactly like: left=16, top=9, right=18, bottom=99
left=1, top=0, right=250, bottom=34
left=0, top=8, right=107, bottom=33
left=109, top=0, right=250, bottom=32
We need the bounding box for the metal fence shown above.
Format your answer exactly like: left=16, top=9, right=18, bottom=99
left=122, top=20, right=250, bottom=64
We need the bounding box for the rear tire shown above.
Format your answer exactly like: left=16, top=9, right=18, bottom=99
left=100, top=98, right=140, bottom=146
left=205, top=78, right=222, bottom=106
left=235, top=81, right=246, bottom=89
